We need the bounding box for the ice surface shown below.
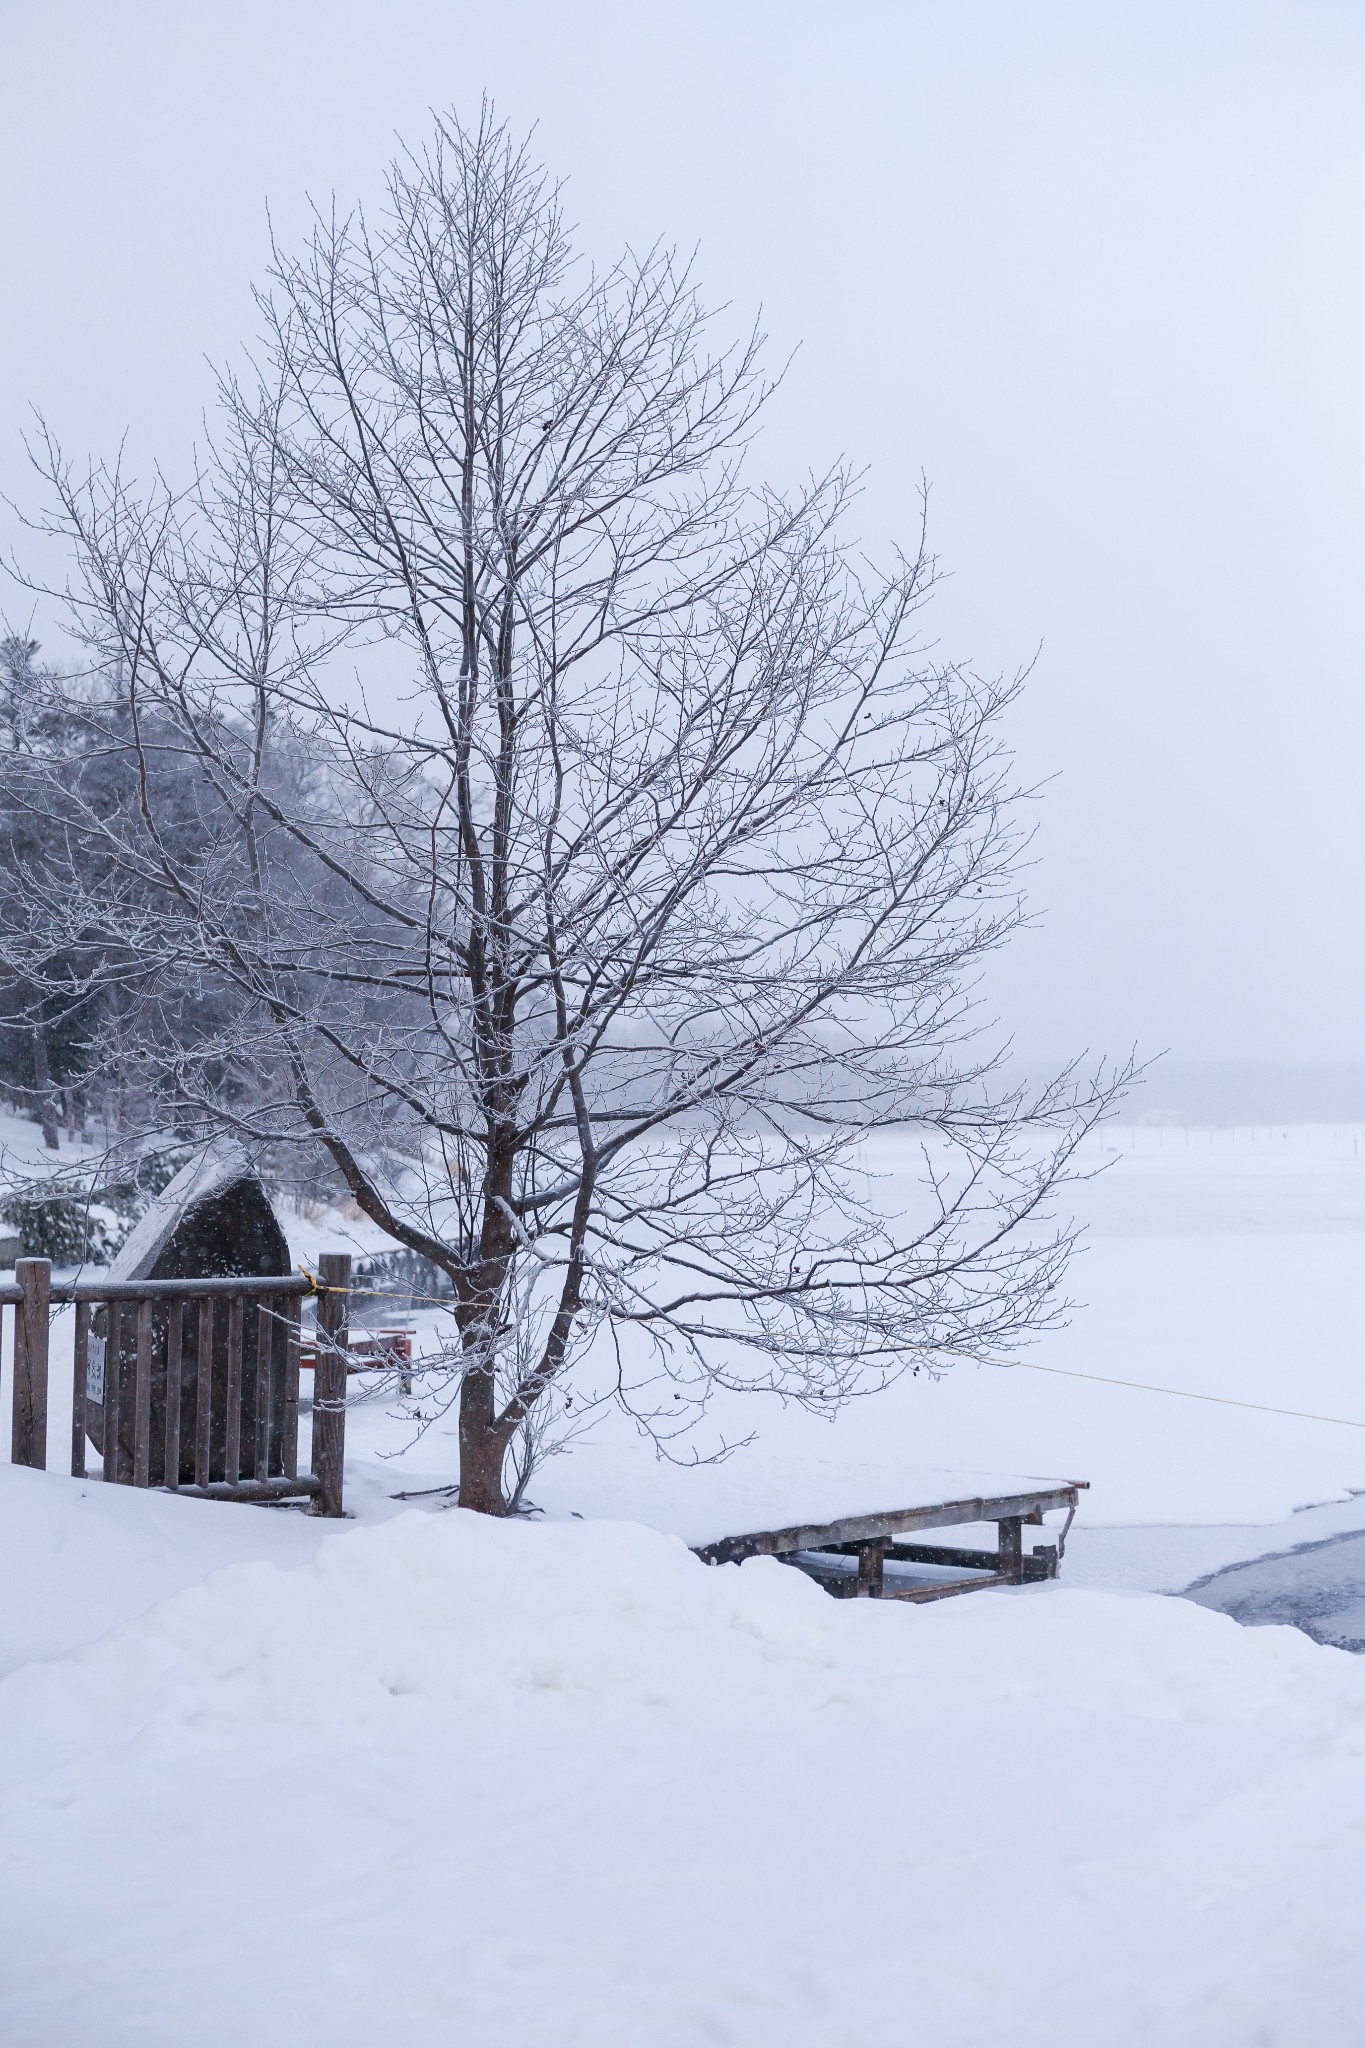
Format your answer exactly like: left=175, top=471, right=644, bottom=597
left=8, top=1116, right=1365, bottom=1563
left=333, top=1122, right=1365, bottom=1547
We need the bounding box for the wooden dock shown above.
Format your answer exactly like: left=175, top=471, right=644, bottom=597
left=692, top=1481, right=1086, bottom=1601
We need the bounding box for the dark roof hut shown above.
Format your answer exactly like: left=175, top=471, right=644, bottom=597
left=85, top=1144, right=294, bottom=1486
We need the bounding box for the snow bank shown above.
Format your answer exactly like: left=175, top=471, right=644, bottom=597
left=2, top=1505, right=1365, bottom=2045
left=0, top=1463, right=325, bottom=1676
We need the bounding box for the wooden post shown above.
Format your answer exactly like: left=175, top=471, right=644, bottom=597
left=133, top=1296, right=153, bottom=1487
left=12, top=1258, right=51, bottom=1469
left=282, top=1297, right=302, bottom=1479
left=255, top=1300, right=275, bottom=1482
left=103, top=1302, right=121, bottom=1484
left=71, top=1297, right=90, bottom=1478
left=997, top=1516, right=1025, bottom=1585
left=224, top=1294, right=244, bottom=1485
left=856, top=1540, right=886, bottom=1597
left=311, top=1253, right=350, bottom=1517
left=194, top=1297, right=214, bottom=1488
left=163, top=1301, right=183, bottom=1490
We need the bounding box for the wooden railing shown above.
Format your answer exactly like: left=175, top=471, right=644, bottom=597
left=2, top=1250, right=352, bottom=1515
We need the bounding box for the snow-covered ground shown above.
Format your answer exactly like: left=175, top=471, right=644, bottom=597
left=3, top=1488, right=1365, bottom=2045
left=3, top=1119, right=1365, bottom=2040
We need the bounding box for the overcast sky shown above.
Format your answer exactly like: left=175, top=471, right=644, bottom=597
left=3, top=1, right=1363, bottom=1074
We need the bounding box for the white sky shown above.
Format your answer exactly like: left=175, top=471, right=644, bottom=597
left=3, top=0, right=1363, bottom=1070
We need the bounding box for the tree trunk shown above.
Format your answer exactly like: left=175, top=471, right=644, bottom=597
left=457, top=1360, right=508, bottom=1514
left=31, top=1027, right=58, bottom=1151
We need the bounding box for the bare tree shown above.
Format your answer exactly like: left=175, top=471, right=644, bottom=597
left=11, top=107, right=1126, bottom=1513
left=0, top=634, right=87, bottom=1150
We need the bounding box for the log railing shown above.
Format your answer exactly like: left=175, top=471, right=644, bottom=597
left=1, top=1254, right=351, bottom=1515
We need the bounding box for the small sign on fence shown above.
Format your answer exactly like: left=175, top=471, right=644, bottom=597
left=85, top=1334, right=105, bottom=1406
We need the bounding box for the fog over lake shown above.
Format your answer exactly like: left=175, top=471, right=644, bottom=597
left=4, top=2, right=1363, bottom=1108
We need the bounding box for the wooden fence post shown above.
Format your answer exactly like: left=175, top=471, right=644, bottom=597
left=12, top=1258, right=51, bottom=1470
left=311, top=1252, right=351, bottom=1516
left=70, top=1298, right=90, bottom=1478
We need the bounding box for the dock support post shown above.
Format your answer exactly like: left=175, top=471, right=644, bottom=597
left=856, top=1540, right=887, bottom=1597
left=997, top=1516, right=1024, bottom=1584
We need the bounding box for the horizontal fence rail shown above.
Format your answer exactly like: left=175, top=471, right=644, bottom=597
left=2, top=1255, right=350, bottom=1515
left=0, top=1273, right=315, bottom=1305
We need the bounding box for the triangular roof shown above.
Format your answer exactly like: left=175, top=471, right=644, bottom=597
left=105, top=1140, right=261, bottom=1284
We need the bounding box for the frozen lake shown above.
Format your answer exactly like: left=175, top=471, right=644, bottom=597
left=358, top=1122, right=1365, bottom=1548
left=11, top=1120, right=1365, bottom=1623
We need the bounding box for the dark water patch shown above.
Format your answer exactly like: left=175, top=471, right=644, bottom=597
left=1183, top=1527, right=1365, bottom=1651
